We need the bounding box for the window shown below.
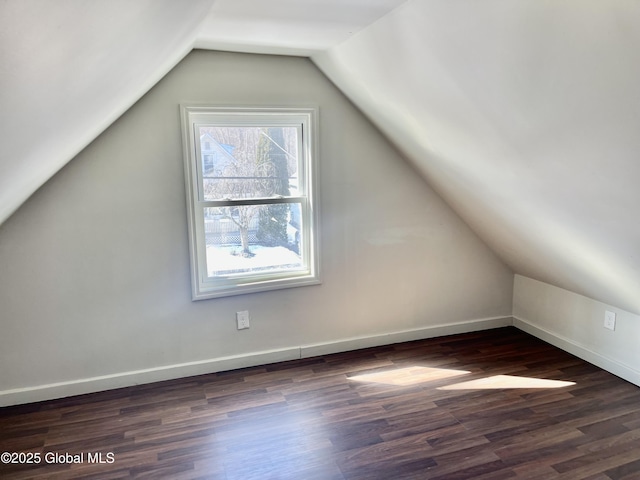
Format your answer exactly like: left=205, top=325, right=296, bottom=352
left=181, top=106, right=320, bottom=299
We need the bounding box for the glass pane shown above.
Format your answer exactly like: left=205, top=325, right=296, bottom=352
left=199, top=126, right=300, bottom=201
left=203, top=203, right=304, bottom=277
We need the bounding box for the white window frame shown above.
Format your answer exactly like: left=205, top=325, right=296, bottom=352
left=180, top=105, right=321, bottom=300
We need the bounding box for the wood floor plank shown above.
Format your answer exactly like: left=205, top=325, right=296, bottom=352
left=2, top=327, right=640, bottom=479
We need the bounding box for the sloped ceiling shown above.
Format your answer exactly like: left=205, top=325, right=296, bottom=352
left=314, top=0, right=640, bottom=314
left=2, top=0, right=640, bottom=314
left=0, top=0, right=214, bottom=225
left=0, top=0, right=406, bottom=226
left=195, top=0, right=409, bottom=56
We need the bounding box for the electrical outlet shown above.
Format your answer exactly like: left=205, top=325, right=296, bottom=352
left=236, top=310, right=250, bottom=330
left=604, top=310, right=616, bottom=331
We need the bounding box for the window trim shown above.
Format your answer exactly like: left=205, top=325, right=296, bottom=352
left=180, top=105, right=321, bottom=300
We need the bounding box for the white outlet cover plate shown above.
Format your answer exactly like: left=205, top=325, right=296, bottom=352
left=604, top=310, right=616, bottom=331
left=236, top=310, right=250, bottom=330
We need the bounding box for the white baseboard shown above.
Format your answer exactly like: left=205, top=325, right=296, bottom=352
left=513, top=316, right=640, bottom=387
left=0, top=348, right=300, bottom=407
left=7, top=315, right=637, bottom=407
left=0, top=316, right=512, bottom=407
left=300, top=316, right=513, bottom=358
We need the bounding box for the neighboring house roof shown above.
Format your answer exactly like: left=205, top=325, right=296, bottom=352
left=199, top=133, right=237, bottom=175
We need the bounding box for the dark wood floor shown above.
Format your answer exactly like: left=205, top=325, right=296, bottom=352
left=2, top=327, right=640, bottom=479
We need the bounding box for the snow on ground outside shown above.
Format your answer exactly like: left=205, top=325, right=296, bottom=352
left=206, top=245, right=302, bottom=275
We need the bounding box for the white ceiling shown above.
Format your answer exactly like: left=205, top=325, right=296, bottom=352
left=315, top=0, right=640, bottom=313
left=196, top=0, right=410, bottom=56
left=0, top=0, right=213, bottom=225
left=3, top=0, right=640, bottom=314
left=0, top=0, right=408, bottom=225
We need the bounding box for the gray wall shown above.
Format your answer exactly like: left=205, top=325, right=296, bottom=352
left=0, top=51, right=513, bottom=405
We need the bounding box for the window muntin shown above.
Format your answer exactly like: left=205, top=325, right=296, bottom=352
left=181, top=106, right=319, bottom=299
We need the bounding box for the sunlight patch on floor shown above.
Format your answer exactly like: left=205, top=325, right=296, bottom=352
left=350, top=366, right=470, bottom=386
left=437, top=374, right=575, bottom=390
left=350, top=367, right=576, bottom=390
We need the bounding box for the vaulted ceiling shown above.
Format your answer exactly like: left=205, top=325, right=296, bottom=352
left=2, top=0, right=640, bottom=313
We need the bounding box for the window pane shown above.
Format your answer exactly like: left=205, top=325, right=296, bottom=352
left=203, top=203, right=304, bottom=277
left=183, top=106, right=319, bottom=299
left=200, top=126, right=299, bottom=201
